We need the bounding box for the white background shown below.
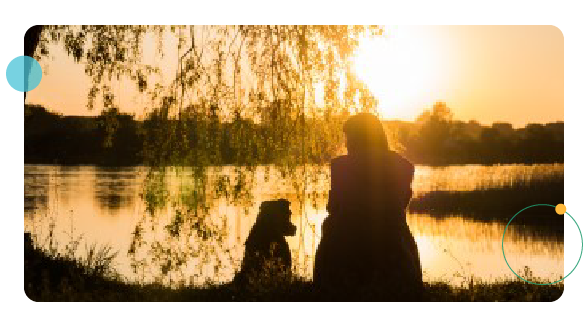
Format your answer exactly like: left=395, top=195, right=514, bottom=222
left=1, top=1, right=584, bottom=326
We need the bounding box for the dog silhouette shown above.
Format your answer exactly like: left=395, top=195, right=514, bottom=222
left=234, top=199, right=296, bottom=285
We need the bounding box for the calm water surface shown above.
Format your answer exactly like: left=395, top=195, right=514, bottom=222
left=24, top=164, right=564, bottom=286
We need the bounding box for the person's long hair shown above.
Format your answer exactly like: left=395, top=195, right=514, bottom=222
left=343, top=113, right=389, bottom=158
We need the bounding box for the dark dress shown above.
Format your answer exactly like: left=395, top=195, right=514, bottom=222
left=313, top=150, right=423, bottom=298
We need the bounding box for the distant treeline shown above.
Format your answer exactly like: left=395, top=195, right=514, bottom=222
left=25, top=103, right=563, bottom=166
left=384, top=102, right=563, bottom=165
left=25, top=105, right=142, bottom=166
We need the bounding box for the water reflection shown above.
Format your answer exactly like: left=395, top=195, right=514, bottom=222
left=408, top=214, right=563, bottom=286
left=24, top=164, right=564, bottom=286
left=94, top=168, right=137, bottom=214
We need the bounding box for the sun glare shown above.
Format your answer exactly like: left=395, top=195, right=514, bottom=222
left=353, top=27, right=441, bottom=120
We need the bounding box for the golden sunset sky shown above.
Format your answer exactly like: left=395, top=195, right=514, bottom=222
left=27, top=25, right=563, bottom=127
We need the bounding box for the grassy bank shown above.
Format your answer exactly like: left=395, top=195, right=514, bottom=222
left=25, top=236, right=563, bottom=302
left=409, top=173, right=563, bottom=227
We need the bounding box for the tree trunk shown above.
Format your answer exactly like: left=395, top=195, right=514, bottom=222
left=24, top=25, right=43, bottom=101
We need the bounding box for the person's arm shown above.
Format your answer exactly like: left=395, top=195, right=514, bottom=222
left=327, top=156, right=350, bottom=214
left=326, top=157, right=345, bottom=215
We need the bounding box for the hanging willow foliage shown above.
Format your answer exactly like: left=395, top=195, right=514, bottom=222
left=36, top=25, right=383, bottom=165
left=34, top=25, right=385, bottom=284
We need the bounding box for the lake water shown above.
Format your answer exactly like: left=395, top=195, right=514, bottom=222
left=24, top=164, right=564, bottom=287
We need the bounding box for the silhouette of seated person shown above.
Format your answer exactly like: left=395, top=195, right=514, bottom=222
left=234, top=199, right=296, bottom=286
left=313, top=113, right=423, bottom=299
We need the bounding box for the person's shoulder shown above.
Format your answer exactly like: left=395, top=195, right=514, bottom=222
left=331, top=155, right=350, bottom=164
left=331, top=155, right=351, bottom=168
left=330, top=155, right=355, bottom=180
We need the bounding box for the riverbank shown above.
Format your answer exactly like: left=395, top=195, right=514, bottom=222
left=24, top=234, right=563, bottom=302
left=409, top=172, right=563, bottom=227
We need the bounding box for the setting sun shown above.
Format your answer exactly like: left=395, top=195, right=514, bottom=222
left=353, top=26, right=443, bottom=120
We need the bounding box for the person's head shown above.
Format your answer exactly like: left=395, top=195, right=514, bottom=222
left=343, top=113, right=389, bottom=156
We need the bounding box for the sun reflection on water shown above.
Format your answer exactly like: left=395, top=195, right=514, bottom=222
left=25, top=164, right=564, bottom=286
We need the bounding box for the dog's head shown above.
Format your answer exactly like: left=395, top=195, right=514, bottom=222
left=257, top=199, right=296, bottom=237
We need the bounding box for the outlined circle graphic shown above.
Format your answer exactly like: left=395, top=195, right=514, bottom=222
left=502, top=204, right=583, bottom=285
left=6, top=56, right=42, bottom=92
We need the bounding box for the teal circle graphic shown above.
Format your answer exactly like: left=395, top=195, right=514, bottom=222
left=502, top=204, right=583, bottom=285
left=6, top=56, right=42, bottom=92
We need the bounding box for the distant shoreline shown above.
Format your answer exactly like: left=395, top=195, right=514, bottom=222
left=24, top=162, right=565, bottom=169
left=25, top=104, right=564, bottom=166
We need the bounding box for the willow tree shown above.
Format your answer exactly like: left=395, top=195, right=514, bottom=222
left=29, top=25, right=382, bottom=161
left=28, top=25, right=385, bottom=283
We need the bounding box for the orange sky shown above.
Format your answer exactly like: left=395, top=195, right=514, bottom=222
left=27, top=25, right=563, bottom=127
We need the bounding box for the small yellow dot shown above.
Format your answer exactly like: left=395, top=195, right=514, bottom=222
left=555, top=203, right=566, bottom=215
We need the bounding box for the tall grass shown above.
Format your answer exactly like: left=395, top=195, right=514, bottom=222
left=409, top=172, right=563, bottom=224
left=25, top=232, right=563, bottom=302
